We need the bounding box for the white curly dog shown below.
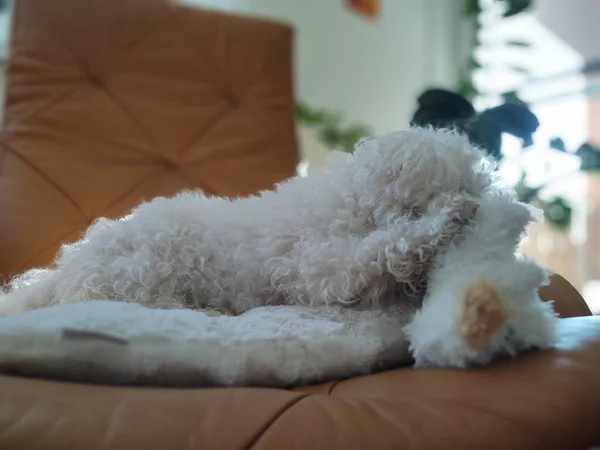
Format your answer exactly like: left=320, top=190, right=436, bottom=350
left=0, top=127, right=557, bottom=368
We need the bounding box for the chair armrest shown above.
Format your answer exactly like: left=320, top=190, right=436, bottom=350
left=540, top=273, right=592, bottom=318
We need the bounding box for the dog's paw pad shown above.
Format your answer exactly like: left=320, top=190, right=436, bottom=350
left=457, top=281, right=509, bottom=349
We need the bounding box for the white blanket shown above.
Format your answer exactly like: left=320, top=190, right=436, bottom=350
left=0, top=301, right=412, bottom=387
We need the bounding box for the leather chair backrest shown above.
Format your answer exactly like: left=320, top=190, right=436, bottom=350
left=0, top=0, right=299, bottom=281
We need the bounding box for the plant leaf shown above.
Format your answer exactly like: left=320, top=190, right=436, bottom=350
left=340, top=125, right=373, bottom=152
left=466, top=54, right=483, bottom=70
left=296, top=101, right=372, bottom=153
left=457, top=78, right=479, bottom=100
left=478, top=103, right=539, bottom=147
left=416, top=89, right=476, bottom=116
left=576, top=142, right=600, bottom=171
left=507, top=64, right=531, bottom=74
left=459, top=118, right=504, bottom=160
left=549, top=137, right=566, bottom=151
left=507, top=40, right=531, bottom=47
left=541, top=196, right=572, bottom=230
left=502, top=0, right=534, bottom=17
left=514, top=173, right=540, bottom=203
left=412, top=89, right=476, bottom=127
left=464, top=0, right=482, bottom=16
left=502, top=91, right=528, bottom=106
left=295, top=102, right=325, bottom=125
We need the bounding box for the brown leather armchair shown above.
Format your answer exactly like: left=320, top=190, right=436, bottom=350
left=1, top=1, right=599, bottom=449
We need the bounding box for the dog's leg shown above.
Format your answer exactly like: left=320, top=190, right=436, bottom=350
left=405, top=257, right=557, bottom=368
left=404, top=198, right=558, bottom=368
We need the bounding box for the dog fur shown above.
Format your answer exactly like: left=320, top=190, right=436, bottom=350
left=0, top=127, right=558, bottom=368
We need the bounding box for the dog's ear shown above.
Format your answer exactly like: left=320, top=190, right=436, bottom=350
left=474, top=194, right=538, bottom=252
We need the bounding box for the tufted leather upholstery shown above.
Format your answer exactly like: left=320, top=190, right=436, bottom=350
left=0, top=0, right=298, bottom=281
left=1, top=1, right=600, bottom=450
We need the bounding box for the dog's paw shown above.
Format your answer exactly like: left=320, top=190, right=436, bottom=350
left=407, top=279, right=515, bottom=369
left=456, top=281, right=510, bottom=350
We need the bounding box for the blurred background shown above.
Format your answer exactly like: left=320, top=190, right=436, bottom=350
left=0, top=0, right=598, bottom=312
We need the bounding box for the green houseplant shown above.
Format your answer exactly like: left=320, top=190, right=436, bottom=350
left=409, top=88, right=575, bottom=230
left=296, top=0, right=600, bottom=230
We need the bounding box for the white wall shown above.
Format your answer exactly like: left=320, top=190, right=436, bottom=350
left=180, top=0, right=463, bottom=168
left=534, top=0, right=600, bottom=62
